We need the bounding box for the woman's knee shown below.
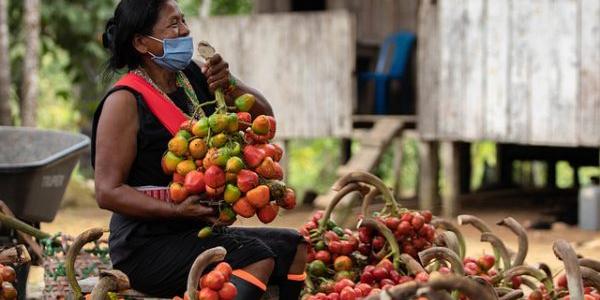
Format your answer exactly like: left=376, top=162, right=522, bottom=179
left=289, top=243, right=308, bottom=274
left=244, top=257, right=275, bottom=282
left=258, top=257, right=275, bottom=273
left=244, top=258, right=275, bottom=276
left=296, top=243, right=308, bottom=263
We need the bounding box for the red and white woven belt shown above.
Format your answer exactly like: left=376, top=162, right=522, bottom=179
left=134, top=186, right=171, bottom=202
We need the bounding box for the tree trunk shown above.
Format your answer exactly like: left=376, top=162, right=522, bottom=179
left=20, top=0, right=40, bottom=127
left=0, top=0, right=11, bottom=125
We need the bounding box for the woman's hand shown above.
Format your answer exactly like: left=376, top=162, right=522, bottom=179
left=174, top=195, right=217, bottom=222
left=201, top=53, right=230, bottom=93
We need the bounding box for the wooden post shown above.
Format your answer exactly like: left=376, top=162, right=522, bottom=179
left=547, top=160, right=557, bottom=188
left=392, top=137, right=404, bottom=199
left=340, top=138, right=352, bottom=165
left=496, top=144, right=513, bottom=187
left=440, top=141, right=460, bottom=218
left=458, top=142, right=471, bottom=194
left=418, top=140, right=439, bottom=213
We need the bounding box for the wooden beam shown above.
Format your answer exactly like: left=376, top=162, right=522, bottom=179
left=440, top=141, right=460, bottom=218
left=418, top=140, right=439, bottom=213
left=337, top=117, right=407, bottom=176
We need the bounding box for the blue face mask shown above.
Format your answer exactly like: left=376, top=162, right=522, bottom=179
left=147, top=35, right=193, bottom=71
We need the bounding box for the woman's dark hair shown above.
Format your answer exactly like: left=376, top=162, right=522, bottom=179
left=103, top=0, right=169, bottom=72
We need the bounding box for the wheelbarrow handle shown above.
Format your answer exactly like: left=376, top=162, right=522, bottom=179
left=0, top=210, right=51, bottom=240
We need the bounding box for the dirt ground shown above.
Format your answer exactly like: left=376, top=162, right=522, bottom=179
left=26, top=203, right=600, bottom=298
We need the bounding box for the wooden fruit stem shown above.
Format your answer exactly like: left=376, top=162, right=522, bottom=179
left=91, top=276, right=117, bottom=300
left=0, top=211, right=51, bottom=240
left=553, top=239, right=584, bottom=300
left=360, top=188, right=380, bottom=218
left=65, top=227, right=108, bottom=300
left=580, top=266, right=600, bottom=292
left=498, top=290, right=523, bottom=300
left=418, top=247, right=465, bottom=276
left=361, top=218, right=403, bottom=271
left=317, top=183, right=365, bottom=234
left=497, top=217, right=528, bottom=267
left=431, top=218, right=466, bottom=259
left=187, top=247, right=227, bottom=300
left=502, top=265, right=553, bottom=295
left=480, top=232, right=512, bottom=272
left=332, top=171, right=401, bottom=216
left=457, top=214, right=499, bottom=268
left=215, top=89, right=227, bottom=114
left=425, top=274, right=498, bottom=300
left=399, top=253, right=426, bottom=275
left=579, top=258, right=600, bottom=273
left=434, top=231, right=461, bottom=260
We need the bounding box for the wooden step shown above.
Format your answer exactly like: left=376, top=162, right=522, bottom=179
left=315, top=115, right=416, bottom=208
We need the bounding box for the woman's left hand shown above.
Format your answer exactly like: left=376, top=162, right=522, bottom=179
left=201, top=53, right=231, bottom=93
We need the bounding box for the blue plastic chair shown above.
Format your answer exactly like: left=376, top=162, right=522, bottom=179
left=358, top=32, right=416, bottom=114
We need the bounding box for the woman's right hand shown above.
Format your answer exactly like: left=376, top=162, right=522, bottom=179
left=174, top=195, right=217, bottom=223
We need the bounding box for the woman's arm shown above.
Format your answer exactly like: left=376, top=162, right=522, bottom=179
left=94, top=90, right=215, bottom=220
left=195, top=55, right=274, bottom=117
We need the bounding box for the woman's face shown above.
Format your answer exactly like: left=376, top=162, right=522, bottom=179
left=144, top=0, right=190, bottom=56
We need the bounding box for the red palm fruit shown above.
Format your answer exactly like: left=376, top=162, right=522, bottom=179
left=237, top=169, right=259, bottom=193
left=265, top=116, right=277, bottom=140
left=169, top=182, right=188, bottom=204
left=184, top=170, right=205, bottom=194
left=243, top=145, right=266, bottom=168
left=255, top=144, right=278, bottom=160
left=204, top=165, right=225, bottom=188
left=173, top=172, right=185, bottom=184
left=411, top=213, right=425, bottom=230
left=251, top=115, right=270, bottom=135
left=278, top=188, right=296, bottom=210
left=232, top=197, right=255, bottom=218
left=237, top=112, right=251, bottom=130
left=246, top=185, right=270, bottom=208
left=257, top=203, right=279, bottom=224
left=255, top=157, right=278, bottom=179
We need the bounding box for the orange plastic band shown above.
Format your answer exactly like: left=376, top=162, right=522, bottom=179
left=232, top=269, right=267, bottom=291
left=287, top=272, right=307, bottom=281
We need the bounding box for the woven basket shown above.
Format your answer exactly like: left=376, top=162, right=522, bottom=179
left=41, top=235, right=111, bottom=299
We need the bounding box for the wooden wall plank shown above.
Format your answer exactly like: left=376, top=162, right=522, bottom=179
left=551, top=0, right=578, bottom=146
left=506, top=0, right=532, bottom=144
left=462, top=0, right=485, bottom=140
left=416, top=0, right=440, bottom=140
left=527, top=1, right=553, bottom=145
left=526, top=0, right=578, bottom=146
left=189, top=12, right=354, bottom=138
left=438, top=0, right=466, bottom=138
left=484, top=0, right=509, bottom=139
left=580, top=0, right=600, bottom=146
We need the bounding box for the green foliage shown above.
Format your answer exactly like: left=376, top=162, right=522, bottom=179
left=373, top=138, right=419, bottom=196
left=288, top=139, right=340, bottom=201
left=209, top=0, right=253, bottom=15
left=180, top=0, right=253, bottom=17
left=179, top=0, right=202, bottom=17
left=556, top=161, right=574, bottom=188
left=37, top=39, right=80, bottom=131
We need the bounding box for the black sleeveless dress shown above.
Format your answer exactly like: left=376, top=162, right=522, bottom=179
left=91, top=63, right=303, bottom=297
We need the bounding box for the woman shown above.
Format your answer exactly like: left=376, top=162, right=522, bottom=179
left=91, top=0, right=306, bottom=298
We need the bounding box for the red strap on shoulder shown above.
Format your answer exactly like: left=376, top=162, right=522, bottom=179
left=114, top=73, right=187, bottom=136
